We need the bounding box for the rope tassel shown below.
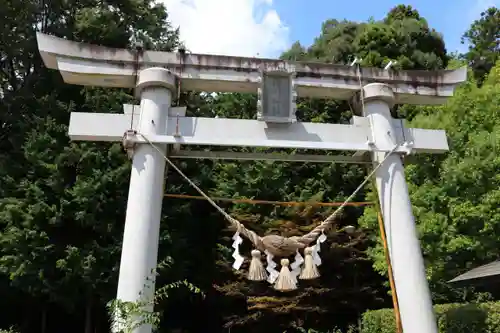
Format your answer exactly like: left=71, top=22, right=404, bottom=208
left=299, top=247, right=320, bottom=280
left=248, top=250, right=267, bottom=281
left=300, top=232, right=326, bottom=280
left=274, top=259, right=297, bottom=292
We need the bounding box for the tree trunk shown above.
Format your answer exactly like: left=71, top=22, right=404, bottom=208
left=41, top=307, right=47, bottom=333
left=85, top=295, right=92, bottom=333
left=21, top=304, right=31, bottom=333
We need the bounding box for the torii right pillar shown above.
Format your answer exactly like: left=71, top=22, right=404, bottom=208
left=358, top=83, right=438, bottom=333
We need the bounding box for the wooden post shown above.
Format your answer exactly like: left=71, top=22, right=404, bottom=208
left=377, top=210, right=403, bottom=333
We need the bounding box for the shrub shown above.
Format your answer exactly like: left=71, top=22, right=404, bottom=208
left=0, top=328, right=19, bottom=333
left=361, top=302, right=500, bottom=333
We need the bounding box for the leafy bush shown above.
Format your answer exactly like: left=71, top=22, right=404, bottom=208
left=361, top=302, right=500, bottom=333
left=296, top=327, right=357, bottom=333
left=0, top=328, right=19, bottom=333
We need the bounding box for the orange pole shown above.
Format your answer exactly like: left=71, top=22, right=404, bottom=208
left=367, top=163, right=403, bottom=333
left=164, top=193, right=374, bottom=207
left=377, top=211, right=403, bottom=333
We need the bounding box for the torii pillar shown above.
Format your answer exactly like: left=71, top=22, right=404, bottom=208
left=357, top=83, right=437, bottom=333
left=115, top=68, right=175, bottom=333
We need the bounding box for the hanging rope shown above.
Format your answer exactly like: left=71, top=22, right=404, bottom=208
left=356, top=63, right=366, bottom=116
left=355, top=62, right=377, bottom=145
left=134, top=132, right=400, bottom=291
left=130, top=45, right=142, bottom=130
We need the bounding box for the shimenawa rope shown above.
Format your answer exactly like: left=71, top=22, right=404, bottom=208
left=137, top=133, right=400, bottom=291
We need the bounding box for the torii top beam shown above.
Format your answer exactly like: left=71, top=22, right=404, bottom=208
left=36, top=33, right=466, bottom=105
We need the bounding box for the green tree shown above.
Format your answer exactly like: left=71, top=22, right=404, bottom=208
left=283, top=5, right=447, bottom=70
left=462, top=7, right=499, bottom=85
left=0, top=1, right=182, bottom=332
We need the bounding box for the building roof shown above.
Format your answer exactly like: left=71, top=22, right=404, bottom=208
left=449, top=260, right=500, bottom=283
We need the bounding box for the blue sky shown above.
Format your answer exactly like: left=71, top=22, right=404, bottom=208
left=163, top=0, right=498, bottom=57
left=272, top=0, right=496, bottom=54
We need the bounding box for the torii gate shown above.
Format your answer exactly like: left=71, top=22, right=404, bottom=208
left=36, top=32, right=466, bottom=333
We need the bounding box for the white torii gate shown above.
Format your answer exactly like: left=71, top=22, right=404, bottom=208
left=36, top=33, right=466, bottom=333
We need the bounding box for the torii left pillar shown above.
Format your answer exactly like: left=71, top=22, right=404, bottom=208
left=114, top=68, right=175, bottom=333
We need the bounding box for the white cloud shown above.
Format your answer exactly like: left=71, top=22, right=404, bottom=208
left=159, top=0, right=290, bottom=57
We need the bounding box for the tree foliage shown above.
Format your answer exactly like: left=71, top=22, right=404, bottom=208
left=462, top=7, right=500, bottom=85
left=283, top=5, right=447, bottom=71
